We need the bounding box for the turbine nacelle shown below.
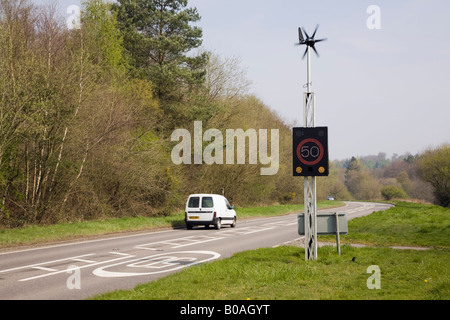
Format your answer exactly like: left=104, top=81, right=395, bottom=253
left=295, top=25, right=327, bottom=59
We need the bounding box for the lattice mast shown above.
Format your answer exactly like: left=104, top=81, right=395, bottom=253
left=296, top=25, right=327, bottom=260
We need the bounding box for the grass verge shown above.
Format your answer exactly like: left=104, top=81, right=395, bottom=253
left=0, top=200, right=342, bottom=249
left=320, top=201, right=450, bottom=249
left=93, top=245, right=449, bottom=300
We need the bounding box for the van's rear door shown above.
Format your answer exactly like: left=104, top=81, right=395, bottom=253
left=200, top=196, right=214, bottom=221
left=187, top=196, right=200, bottom=221
left=187, top=195, right=214, bottom=222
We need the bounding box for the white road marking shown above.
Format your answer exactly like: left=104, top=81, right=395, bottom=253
left=217, top=225, right=275, bottom=236
left=0, top=254, right=96, bottom=274
left=109, top=251, right=132, bottom=256
left=71, top=258, right=97, bottom=264
left=32, top=266, right=58, bottom=272
left=136, top=235, right=224, bottom=250
left=92, top=251, right=221, bottom=278
left=0, top=253, right=136, bottom=282
left=346, top=202, right=376, bottom=214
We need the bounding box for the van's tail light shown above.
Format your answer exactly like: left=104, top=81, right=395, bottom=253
left=213, top=212, right=217, bottom=219
left=185, top=212, right=187, bottom=219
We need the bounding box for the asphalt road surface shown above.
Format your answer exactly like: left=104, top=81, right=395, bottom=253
left=0, top=201, right=392, bottom=300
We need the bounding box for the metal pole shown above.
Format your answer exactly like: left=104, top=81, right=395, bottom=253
left=307, top=46, right=311, bottom=93
left=335, top=212, right=341, bottom=255
left=303, top=46, right=318, bottom=261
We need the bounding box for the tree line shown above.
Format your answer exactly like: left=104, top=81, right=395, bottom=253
left=332, top=148, right=449, bottom=208
left=0, top=0, right=447, bottom=228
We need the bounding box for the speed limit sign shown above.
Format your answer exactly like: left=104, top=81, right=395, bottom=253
left=293, top=127, right=329, bottom=176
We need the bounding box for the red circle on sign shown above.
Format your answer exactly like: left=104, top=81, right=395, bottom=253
left=296, top=138, right=324, bottom=166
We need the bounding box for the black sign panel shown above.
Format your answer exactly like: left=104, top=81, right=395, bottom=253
left=293, top=127, right=329, bottom=176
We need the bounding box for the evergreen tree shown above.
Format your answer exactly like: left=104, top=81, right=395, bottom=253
left=112, top=0, right=208, bottom=102
left=345, top=156, right=362, bottom=179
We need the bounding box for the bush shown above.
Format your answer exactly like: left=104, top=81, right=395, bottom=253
left=416, top=144, right=450, bottom=207
left=381, top=185, right=408, bottom=200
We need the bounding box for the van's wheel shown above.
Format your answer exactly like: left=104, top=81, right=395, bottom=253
left=215, top=219, right=221, bottom=230
left=231, top=217, right=236, bottom=228
left=186, top=223, right=193, bottom=230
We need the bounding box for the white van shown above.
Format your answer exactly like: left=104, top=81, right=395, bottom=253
left=185, top=194, right=236, bottom=230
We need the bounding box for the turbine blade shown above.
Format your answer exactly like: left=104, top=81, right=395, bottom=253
left=302, top=47, right=308, bottom=59
left=298, top=27, right=304, bottom=42
left=315, top=38, right=327, bottom=43
left=302, top=27, right=309, bottom=39
left=312, top=24, right=319, bottom=38
left=311, top=45, right=319, bottom=57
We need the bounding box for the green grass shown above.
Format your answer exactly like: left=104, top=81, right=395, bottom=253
left=93, top=245, right=450, bottom=300
left=323, top=201, right=450, bottom=249
left=92, top=201, right=450, bottom=300
left=0, top=200, right=342, bottom=249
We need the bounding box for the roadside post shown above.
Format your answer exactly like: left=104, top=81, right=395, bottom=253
left=335, top=212, right=341, bottom=255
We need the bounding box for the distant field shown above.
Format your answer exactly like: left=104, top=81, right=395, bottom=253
left=93, top=201, right=450, bottom=300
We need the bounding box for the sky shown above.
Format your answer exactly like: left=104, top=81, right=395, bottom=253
left=33, top=0, right=450, bottom=160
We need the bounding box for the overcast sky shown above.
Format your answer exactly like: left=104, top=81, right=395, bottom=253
left=35, top=0, right=450, bottom=160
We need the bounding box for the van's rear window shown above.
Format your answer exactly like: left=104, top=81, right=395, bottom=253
left=188, top=197, right=200, bottom=208
left=202, top=197, right=214, bottom=208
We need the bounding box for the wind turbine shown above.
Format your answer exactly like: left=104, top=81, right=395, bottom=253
left=295, top=24, right=327, bottom=94
left=296, top=25, right=327, bottom=59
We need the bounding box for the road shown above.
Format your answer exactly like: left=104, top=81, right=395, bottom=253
left=0, top=201, right=392, bottom=300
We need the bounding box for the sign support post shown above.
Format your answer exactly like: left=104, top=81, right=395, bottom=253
left=335, top=212, right=341, bottom=255
left=303, top=47, right=317, bottom=261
